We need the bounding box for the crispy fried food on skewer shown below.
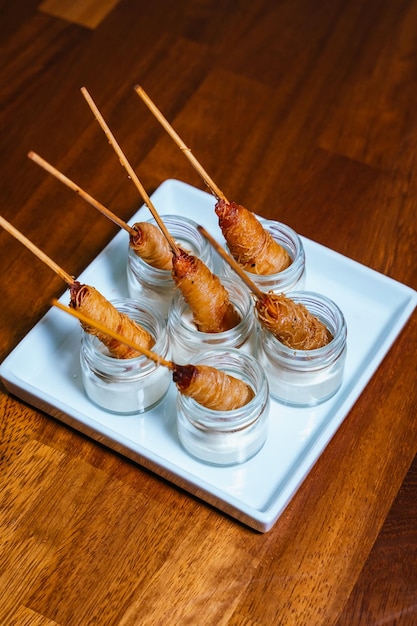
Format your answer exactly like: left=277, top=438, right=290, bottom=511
left=28, top=151, right=173, bottom=270
left=81, top=87, right=241, bottom=332
left=172, top=362, right=254, bottom=410
left=129, top=221, right=172, bottom=269
left=0, top=215, right=153, bottom=358
left=69, top=282, right=154, bottom=358
left=215, top=199, right=291, bottom=274
left=172, top=248, right=241, bottom=333
left=134, top=85, right=291, bottom=275
left=53, top=300, right=254, bottom=410
left=254, top=292, right=332, bottom=349
left=198, top=225, right=333, bottom=350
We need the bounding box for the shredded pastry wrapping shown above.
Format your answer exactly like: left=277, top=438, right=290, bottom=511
left=70, top=282, right=154, bottom=358
left=256, top=292, right=333, bottom=350
left=215, top=199, right=292, bottom=275
left=173, top=363, right=254, bottom=410
left=172, top=248, right=241, bottom=333
left=129, top=222, right=173, bottom=270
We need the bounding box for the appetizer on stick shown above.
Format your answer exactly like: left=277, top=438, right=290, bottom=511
left=172, top=362, right=254, bottom=410
left=0, top=215, right=153, bottom=359
left=81, top=86, right=240, bottom=332
left=215, top=199, right=291, bottom=274
left=134, top=85, right=291, bottom=275
left=53, top=300, right=254, bottom=411
left=28, top=151, right=172, bottom=271
left=129, top=221, right=172, bottom=270
left=254, top=292, right=332, bottom=349
left=172, top=247, right=241, bottom=333
left=70, top=282, right=154, bottom=358
left=198, top=226, right=333, bottom=350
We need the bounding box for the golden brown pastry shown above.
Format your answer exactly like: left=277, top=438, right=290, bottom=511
left=70, top=282, right=154, bottom=358
left=215, top=199, right=291, bottom=275
left=256, top=292, right=333, bottom=350
left=173, top=363, right=254, bottom=410
left=129, top=222, right=173, bottom=270
left=172, top=248, right=241, bottom=333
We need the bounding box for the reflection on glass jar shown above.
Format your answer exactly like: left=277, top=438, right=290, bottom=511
left=80, top=299, right=170, bottom=414
left=127, top=215, right=213, bottom=318
left=167, top=276, right=258, bottom=364
left=258, top=291, right=347, bottom=407
left=222, top=218, right=305, bottom=293
left=177, top=348, right=270, bottom=465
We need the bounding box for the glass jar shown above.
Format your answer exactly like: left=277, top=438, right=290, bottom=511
left=177, top=348, right=270, bottom=465
left=80, top=299, right=171, bottom=414
left=222, top=217, right=305, bottom=293
left=167, top=275, right=258, bottom=364
left=127, top=215, right=214, bottom=318
left=258, top=291, right=347, bottom=406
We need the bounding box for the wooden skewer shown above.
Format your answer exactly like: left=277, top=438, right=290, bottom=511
left=80, top=86, right=180, bottom=256
left=28, top=151, right=137, bottom=237
left=0, top=215, right=75, bottom=285
left=134, top=85, right=228, bottom=203
left=197, top=225, right=265, bottom=301
left=52, top=299, right=174, bottom=369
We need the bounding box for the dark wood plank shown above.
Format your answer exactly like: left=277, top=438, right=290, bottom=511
left=39, top=0, right=121, bottom=29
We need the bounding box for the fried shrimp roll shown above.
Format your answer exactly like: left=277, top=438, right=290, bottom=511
left=172, top=248, right=241, bottom=333
left=256, top=292, right=333, bottom=350
left=70, top=282, right=154, bottom=358
left=129, top=222, right=173, bottom=270
left=215, top=199, right=291, bottom=275
left=173, top=363, right=254, bottom=410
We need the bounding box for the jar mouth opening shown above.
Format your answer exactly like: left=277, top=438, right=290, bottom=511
left=225, top=218, right=305, bottom=281
left=128, top=247, right=173, bottom=278
left=128, top=214, right=212, bottom=278
left=169, top=276, right=254, bottom=339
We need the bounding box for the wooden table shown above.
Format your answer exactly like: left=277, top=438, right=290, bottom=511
left=1, top=1, right=416, bottom=623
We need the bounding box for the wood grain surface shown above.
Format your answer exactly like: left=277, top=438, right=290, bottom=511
left=1, top=1, right=416, bottom=624
left=39, top=0, right=121, bottom=29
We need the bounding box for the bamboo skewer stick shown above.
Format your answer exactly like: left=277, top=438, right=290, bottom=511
left=52, top=299, right=174, bottom=369
left=80, top=86, right=180, bottom=256
left=134, top=85, right=228, bottom=203
left=28, top=151, right=137, bottom=237
left=197, top=225, right=265, bottom=301
left=0, top=215, right=75, bottom=285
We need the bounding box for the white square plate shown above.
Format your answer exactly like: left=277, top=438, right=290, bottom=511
left=1, top=179, right=416, bottom=532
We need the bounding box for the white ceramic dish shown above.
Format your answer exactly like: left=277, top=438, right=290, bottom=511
left=1, top=179, right=416, bottom=532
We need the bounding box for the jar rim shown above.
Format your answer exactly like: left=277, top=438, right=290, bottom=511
left=168, top=274, right=254, bottom=340
left=128, top=214, right=213, bottom=280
